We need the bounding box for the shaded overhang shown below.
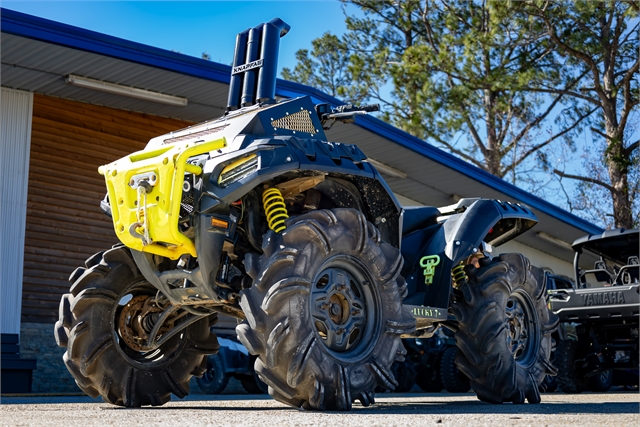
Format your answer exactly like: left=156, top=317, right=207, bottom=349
left=1, top=8, right=604, bottom=263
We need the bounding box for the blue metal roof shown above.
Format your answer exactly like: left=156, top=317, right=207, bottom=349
left=1, top=7, right=603, bottom=235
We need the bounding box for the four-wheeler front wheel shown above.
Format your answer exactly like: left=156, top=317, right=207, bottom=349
left=54, top=246, right=219, bottom=406
left=452, top=253, right=559, bottom=404
left=236, top=209, right=415, bottom=410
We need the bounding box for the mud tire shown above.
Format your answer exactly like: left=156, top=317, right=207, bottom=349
left=196, top=353, right=229, bottom=394
left=241, top=367, right=269, bottom=394
left=588, top=370, right=613, bottom=392
left=540, top=374, right=558, bottom=393
left=54, top=246, right=219, bottom=407
left=236, top=209, right=414, bottom=410
left=440, top=347, right=470, bottom=393
left=416, top=363, right=443, bottom=392
left=555, top=340, right=586, bottom=393
left=391, top=360, right=417, bottom=392
left=452, top=253, right=559, bottom=404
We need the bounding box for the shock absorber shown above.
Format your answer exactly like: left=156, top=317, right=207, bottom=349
left=452, top=262, right=468, bottom=287
left=262, top=187, right=289, bottom=233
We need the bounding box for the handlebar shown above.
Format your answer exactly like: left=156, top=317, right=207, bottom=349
left=315, top=103, right=381, bottom=130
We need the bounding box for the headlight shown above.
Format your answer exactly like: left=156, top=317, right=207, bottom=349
left=218, top=154, right=259, bottom=187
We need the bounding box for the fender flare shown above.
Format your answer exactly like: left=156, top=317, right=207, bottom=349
left=403, top=199, right=538, bottom=308
left=441, top=198, right=538, bottom=264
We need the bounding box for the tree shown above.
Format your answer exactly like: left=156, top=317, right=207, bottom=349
left=524, top=1, right=639, bottom=229
left=281, top=33, right=368, bottom=103
left=283, top=0, right=593, bottom=183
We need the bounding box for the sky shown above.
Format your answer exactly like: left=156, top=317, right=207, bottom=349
left=1, top=0, right=351, bottom=71
left=3, top=1, right=635, bottom=227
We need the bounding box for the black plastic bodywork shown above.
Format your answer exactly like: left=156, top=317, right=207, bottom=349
left=129, top=95, right=401, bottom=313
left=401, top=199, right=538, bottom=310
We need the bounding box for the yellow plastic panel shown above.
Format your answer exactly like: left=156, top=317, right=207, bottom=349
left=99, top=138, right=227, bottom=259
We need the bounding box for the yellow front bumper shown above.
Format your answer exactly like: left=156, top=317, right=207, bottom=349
left=98, top=138, right=227, bottom=260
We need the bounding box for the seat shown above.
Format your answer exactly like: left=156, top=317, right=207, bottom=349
left=613, top=257, right=640, bottom=285
left=580, top=261, right=614, bottom=287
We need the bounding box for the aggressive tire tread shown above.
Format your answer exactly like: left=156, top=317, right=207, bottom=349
left=56, top=246, right=217, bottom=407
left=453, top=253, right=558, bottom=404
left=237, top=209, right=413, bottom=410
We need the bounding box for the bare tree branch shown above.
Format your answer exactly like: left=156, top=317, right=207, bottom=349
left=532, top=4, right=609, bottom=102
left=503, top=107, right=597, bottom=175
left=522, top=87, right=600, bottom=105
left=426, top=134, right=486, bottom=168
left=619, top=56, right=640, bottom=132
left=624, top=140, right=639, bottom=157
left=590, top=127, right=616, bottom=142
left=503, top=91, right=565, bottom=155
left=554, top=169, right=616, bottom=193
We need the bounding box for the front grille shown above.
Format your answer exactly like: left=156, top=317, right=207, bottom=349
left=180, top=187, right=194, bottom=219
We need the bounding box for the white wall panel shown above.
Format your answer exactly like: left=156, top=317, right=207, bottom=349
left=499, top=239, right=573, bottom=278
left=0, top=87, right=33, bottom=334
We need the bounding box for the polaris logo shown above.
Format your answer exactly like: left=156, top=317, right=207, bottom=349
left=232, top=59, right=263, bottom=75
left=581, top=291, right=625, bottom=306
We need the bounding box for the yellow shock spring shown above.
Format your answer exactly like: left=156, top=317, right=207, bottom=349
left=262, top=187, right=289, bottom=233
left=452, top=262, right=468, bottom=287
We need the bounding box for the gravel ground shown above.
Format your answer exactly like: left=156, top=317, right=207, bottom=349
left=1, top=391, right=638, bottom=427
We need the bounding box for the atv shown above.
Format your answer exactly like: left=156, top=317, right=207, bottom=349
left=195, top=334, right=267, bottom=395
left=54, top=18, right=557, bottom=410
left=548, top=228, right=639, bottom=393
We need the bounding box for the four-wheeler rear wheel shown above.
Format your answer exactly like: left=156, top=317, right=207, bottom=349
left=241, top=360, right=269, bottom=394
left=196, top=353, right=230, bottom=394
left=236, top=209, right=415, bottom=410
left=555, top=339, right=586, bottom=393
left=452, top=253, right=559, bottom=404
left=54, top=246, right=219, bottom=406
left=540, top=374, right=558, bottom=393
left=390, top=360, right=417, bottom=392
left=440, top=347, right=470, bottom=393
left=588, top=369, right=613, bottom=392
left=416, top=363, right=443, bottom=392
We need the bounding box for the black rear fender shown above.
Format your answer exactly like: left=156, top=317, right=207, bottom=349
left=440, top=198, right=538, bottom=262
left=401, top=198, right=538, bottom=308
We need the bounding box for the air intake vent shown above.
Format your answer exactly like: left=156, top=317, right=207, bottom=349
left=271, top=110, right=317, bottom=134
left=163, top=124, right=229, bottom=145
left=227, top=18, right=290, bottom=111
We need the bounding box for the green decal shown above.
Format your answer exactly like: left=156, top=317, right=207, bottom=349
left=411, top=306, right=442, bottom=319
left=419, top=255, right=440, bottom=285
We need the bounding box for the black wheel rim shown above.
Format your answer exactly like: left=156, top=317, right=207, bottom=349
left=200, top=359, right=217, bottom=384
left=310, top=256, right=378, bottom=359
left=505, top=290, right=539, bottom=367
left=599, top=370, right=612, bottom=383
left=112, top=280, right=187, bottom=367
